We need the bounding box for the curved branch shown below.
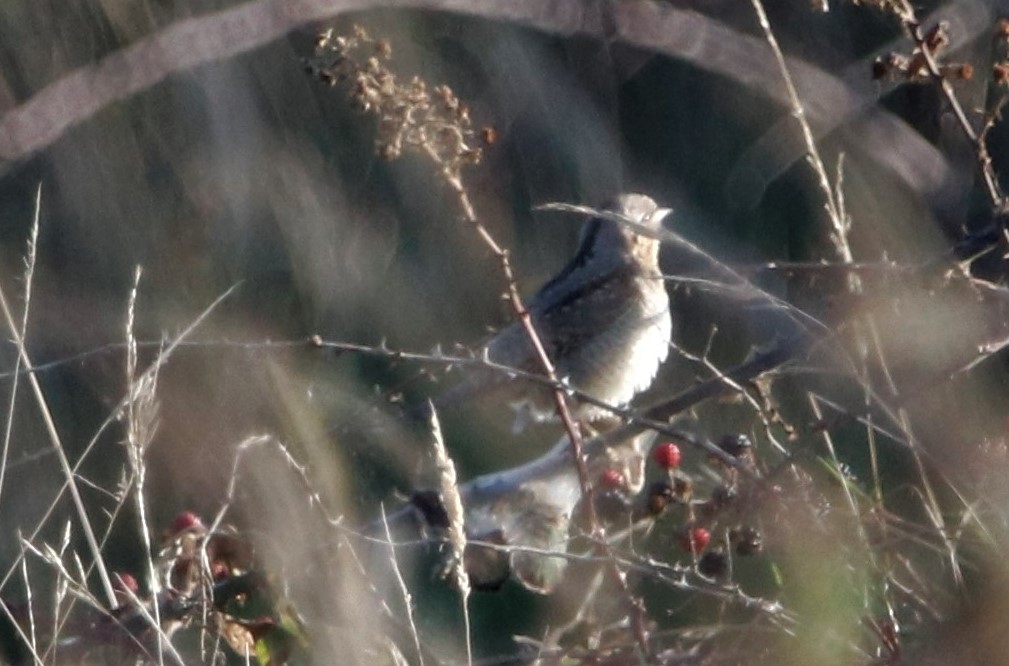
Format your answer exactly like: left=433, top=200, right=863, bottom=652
left=0, top=0, right=976, bottom=210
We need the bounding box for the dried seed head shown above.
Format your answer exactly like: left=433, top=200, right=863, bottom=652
left=994, top=62, right=1009, bottom=85
left=304, top=27, right=482, bottom=180
left=998, top=18, right=1009, bottom=39
left=941, top=63, right=974, bottom=80
left=872, top=52, right=909, bottom=80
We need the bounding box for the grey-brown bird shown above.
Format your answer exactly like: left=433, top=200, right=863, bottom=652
left=438, top=193, right=672, bottom=430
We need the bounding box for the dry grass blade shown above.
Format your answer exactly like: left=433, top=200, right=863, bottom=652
left=0, top=282, right=241, bottom=615
left=380, top=504, right=424, bottom=666
left=426, top=403, right=472, bottom=666
left=0, top=183, right=40, bottom=512
left=0, top=197, right=117, bottom=608
left=123, top=267, right=167, bottom=664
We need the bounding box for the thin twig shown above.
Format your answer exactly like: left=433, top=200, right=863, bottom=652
left=425, top=152, right=602, bottom=533
left=19, top=555, right=39, bottom=665
left=750, top=0, right=843, bottom=235
left=895, top=2, right=1004, bottom=210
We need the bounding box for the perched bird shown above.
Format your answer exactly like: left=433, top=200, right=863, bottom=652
left=438, top=193, right=672, bottom=430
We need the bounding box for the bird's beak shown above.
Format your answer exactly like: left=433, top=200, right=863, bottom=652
left=653, top=207, right=673, bottom=226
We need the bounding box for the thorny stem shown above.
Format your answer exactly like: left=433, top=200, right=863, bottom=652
left=431, top=154, right=653, bottom=657
left=858, top=2, right=1009, bottom=561
left=430, top=160, right=597, bottom=519
left=895, top=2, right=1005, bottom=211
left=750, top=0, right=844, bottom=239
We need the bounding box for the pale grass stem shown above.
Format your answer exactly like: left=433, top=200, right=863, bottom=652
left=426, top=403, right=472, bottom=666
left=0, top=183, right=41, bottom=511
left=124, top=266, right=167, bottom=665
left=381, top=504, right=424, bottom=666
left=0, top=193, right=117, bottom=608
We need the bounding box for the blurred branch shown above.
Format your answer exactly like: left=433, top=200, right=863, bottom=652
left=372, top=336, right=806, bottom=528
left=727, top=0, right=991, bottom=213
left=322, top=332, right=793, bottom=474
left=751, top=0, right=845, bottom=246
left=862, top=2, right=1009, bottom=263
left=459, top=539, right=788, bottom=614
left=597, top=336, right=810, bottom=451
left=15, top=252, right=1009, bottom=457
left=894, top=5, right=1006, bottom=211
left=0, top=0, right=985, bottom=210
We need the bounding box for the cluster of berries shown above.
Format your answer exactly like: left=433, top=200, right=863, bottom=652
left=594, top=436, right=764, bottom=578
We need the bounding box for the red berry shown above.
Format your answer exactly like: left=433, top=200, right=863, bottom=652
left=171, top=510, right=205, bottom=535
left=114, top=572, right=138, bottom=593
left=211, top=561, right=230, bottom=581
left=113, top=572, right=140, bottom=606
left=653, top=442, right=682, bottom=469
left=681, top=527, right=710, bottom=554
left=598, top=468, right=625, bottom=489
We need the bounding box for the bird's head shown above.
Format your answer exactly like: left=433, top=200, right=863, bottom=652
left=581, top=193, right=671, bottom=271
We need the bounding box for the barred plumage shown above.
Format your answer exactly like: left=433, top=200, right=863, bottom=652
left=437, top=193, right=672, bottom=431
